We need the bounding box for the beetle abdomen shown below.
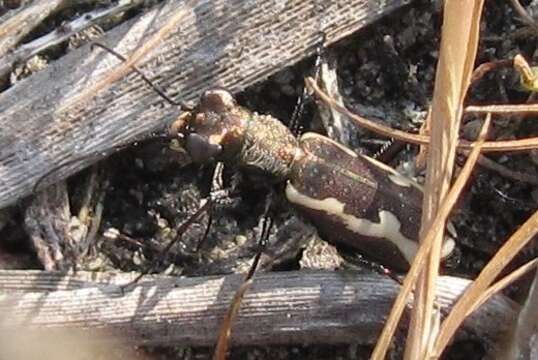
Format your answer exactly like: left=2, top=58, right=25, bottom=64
left=286, top=133, right=428, bottom=271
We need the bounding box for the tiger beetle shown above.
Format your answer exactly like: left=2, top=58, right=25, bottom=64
left=167, top=87, right=456, bottom=272
left=86, top=41, right=456, bottom=276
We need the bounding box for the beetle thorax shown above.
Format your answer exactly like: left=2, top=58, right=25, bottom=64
left=239, top=113, right=302, bottom=180
left=181, top=88, right=301, bottom=180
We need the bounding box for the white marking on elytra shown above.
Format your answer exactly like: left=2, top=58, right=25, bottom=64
left=286, top=182, right=418, bottom=263
left=442, top=222, right=457, bottom=258
left=287, top=183, right=456, bottom=261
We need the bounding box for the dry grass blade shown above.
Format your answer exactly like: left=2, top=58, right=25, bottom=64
left=306, top=78, right=538, bottom=153
left=466, top=103, right=538, bottom=113
left=213, top=279, right=254, bottom=360
left=305, top=77, right=427, bottom=144
left=500, top=263, right=538, bottom=359
left=407, top=1, right=484, bottom=357
left=370, top=114, right=491, bottom=360
left=470, top=258, right=537, bottom=317
left=432, top=209, right=538, bottom=355
left=474, top=137, right=538, bottom=151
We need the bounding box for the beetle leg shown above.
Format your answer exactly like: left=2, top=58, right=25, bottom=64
left=196, top=162, right=225, bottom=252
left=122, top=166, right=233, bottom=290
left=343, top=252, right=403, bottom=285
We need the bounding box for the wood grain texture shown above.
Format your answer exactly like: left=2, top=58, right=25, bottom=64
left=0, top=0, right=409, bottom=209
left=0, top=270, right=517, bottom=349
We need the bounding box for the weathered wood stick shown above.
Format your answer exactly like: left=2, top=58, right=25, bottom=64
left=0, top=0, right=144, bottom=77
left=0, top=0, right=410, bottom=209
left=0, top=270, right=517, bottom=349
left=0, top=0, right=65, bottom=58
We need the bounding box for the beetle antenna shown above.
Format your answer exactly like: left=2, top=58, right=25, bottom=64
left=289, top=31, right=326, bottom=134
left=91, top=42, right=194, bottom=111
left=195, top=162, right=225, bottom=251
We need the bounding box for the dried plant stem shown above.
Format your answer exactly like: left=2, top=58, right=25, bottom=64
left=432, top=209, right=538, bottom=355
left=408, top=1, right=484, bottom=358
left=471, top=258, right=538, bottom=316
left=370, top=114, right=490, bottom=360
left=306, top=79, right=538, bottom=153
left=466, top=103, right=538, bottom=113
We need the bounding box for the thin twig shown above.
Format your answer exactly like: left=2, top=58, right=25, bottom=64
left=306, top=78, right=538, bottom=152
left=509, top=0, right=538, bottom=31
left=0, top=0, right=144, bottom=78
left=476, top=154, right=538, bottom=186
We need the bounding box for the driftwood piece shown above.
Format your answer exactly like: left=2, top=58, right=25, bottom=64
left=0, top=0, right=410, bottom=209
left=0, top=270, right=517, bottom=350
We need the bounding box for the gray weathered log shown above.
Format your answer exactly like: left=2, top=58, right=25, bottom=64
left=0, top=270, right=518, bottom=350
left=0, top=0, right=410, bottom=209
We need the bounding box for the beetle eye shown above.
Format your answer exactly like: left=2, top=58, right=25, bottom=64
left=186, top=133, right=222, bottom=163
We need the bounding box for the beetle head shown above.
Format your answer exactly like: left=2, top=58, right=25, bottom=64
left=170, top=89, right=248, bottom=163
